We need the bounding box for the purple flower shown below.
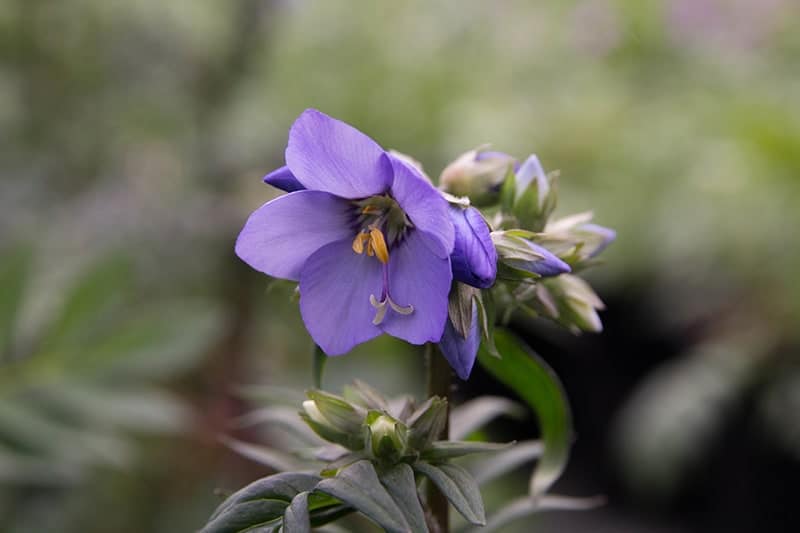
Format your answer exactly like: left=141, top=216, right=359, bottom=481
left=439, top=300, right=481, bottom=381
left=448, top=205, right=497, bottom=289
left=519, top=241, right=571, bottom=277
left=236, top=109, right=455, bottom=355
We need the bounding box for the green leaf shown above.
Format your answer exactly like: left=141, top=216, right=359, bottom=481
left=450, top=396, right=526, bottom=440
left=313, top=344, right=326, bottom=389
left=471, top=493, right=603, bottom=533
left=220, top=436, right=307, bottom=472
left=315, top=460, right=410, bottom=533
left=379, top=463, right=428, bottom=533
left=470, top=440, right=544, bottom=485
left=38, top=254, right=131, bottom=355
left=283, top=491, right=311, bottom=533
left=406, top=396, right=447, bottom=452
left=0, top=244, right=32, bottom=360
left=207, top=472, right=321, bottom=527
left=477, top=329, right=573, bottom=497
left=413, top=462, right=485, bottom=526
left=420, top=441, right=512, bottom=461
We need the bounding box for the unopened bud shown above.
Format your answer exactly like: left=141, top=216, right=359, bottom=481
left=440, top=149, right=516, bottom=206
left=366, top=411, right=407, bottom=462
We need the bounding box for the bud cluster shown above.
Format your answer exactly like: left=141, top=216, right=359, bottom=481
left=300, top=385, right=448, bottom=467
left=438, top=148, right=615, bottom=376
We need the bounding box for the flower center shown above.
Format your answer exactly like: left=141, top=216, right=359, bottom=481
left=349, top=195, right=414, bottom=325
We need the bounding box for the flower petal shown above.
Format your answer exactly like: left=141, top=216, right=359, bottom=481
left=449, top=205, right=497, bottom=289
left=286, top=109, right=392, bottom=199
left=299, top=239, right=383, bottom=355
left=235, top=190, right=352, bottom=281
left=389, top=155, right=454, bottom=258
left=263, top=165, right=305, bottom=192
left=439, top=303, right=480, bottom=380
left=380, top=230, right=452, bottom=345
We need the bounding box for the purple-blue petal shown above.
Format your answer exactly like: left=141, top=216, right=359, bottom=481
left=286, top=109, right=392, bottom=199
left=526, top=242, right=571, bottom=277
left=235, top=190, right=352, bottom=281
left=263, top=165, right=305, bottom=192
left=438, top=303, right=480, bottom=381
left=580, top=223, right=616, bottom=258
left=449, top=205, right=497, bottom=289
left=379, top=230, right=452, bottom=345
left=505, top=241, right=571, bottom=277
left=299, top=239, right=383, bottom=355
left=515, top=154, right=547, bottom=200
left=388, top=154, right=454, bottom=259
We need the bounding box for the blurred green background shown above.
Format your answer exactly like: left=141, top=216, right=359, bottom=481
left=1, top=1, right=799, bottom=532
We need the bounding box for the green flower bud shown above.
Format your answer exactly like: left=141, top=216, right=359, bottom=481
left=510, top=155, right=558, bottom=232
left=440, top=149, right=516, bottom=206
left=300, top=391, right=367, bottom=450
left=541, top=274, right=606, bottom=333
left=366, top=411, right=408, bottom=463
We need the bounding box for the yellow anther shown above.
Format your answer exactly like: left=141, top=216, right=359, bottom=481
left=369, top=228, right=389, bottom=264
left=352, top=232, right=369, bottom=255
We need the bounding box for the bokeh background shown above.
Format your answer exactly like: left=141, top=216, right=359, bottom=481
left=2, top=1, right=799, bottom=532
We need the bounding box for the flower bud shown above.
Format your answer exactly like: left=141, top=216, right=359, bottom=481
left=512, top=154, right=557, bottom=231
left=492, top=231, right=571, bottom=278
left=300, top=391, right=366, bottom=450
left=575, top=223, right=616, bottom=259
left=449, top=205, right=497, bottom=289
left=366, top=411, right=407, bottom=462
left=542, top=274, right=606, bottom=333
left=440, top=149, right=516, bottom=206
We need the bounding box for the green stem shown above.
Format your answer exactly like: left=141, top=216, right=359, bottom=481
left=425, top=343, right=452, bottom=532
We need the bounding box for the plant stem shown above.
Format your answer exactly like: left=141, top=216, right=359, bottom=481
left=425, top=343, right=452, bottom=532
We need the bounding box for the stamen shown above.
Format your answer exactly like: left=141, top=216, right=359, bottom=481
left=352, top=232, right=369, bottom=254
left=369, top=228, right=389, bottom=264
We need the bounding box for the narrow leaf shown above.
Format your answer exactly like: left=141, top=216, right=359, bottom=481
left=220, top=436, right=307, bottom=471
left=470, top=494, right=604, bottom=533
left=0, top=244, right=32, bottom=360
left=477, top=329, right=572, bottom=496
left=470, top=440, right=544, bottom=485
left=208, top=472, right=321, bottom=523
left=450, top=396, right=526, bottom=440
left=379, top=463, right=428, bottom=533
left=283, top=491, right=311, bottom=533
left=315, top=460, right=410, bottom=533
left=420, top=441, right=512, bottom=461
left=413, top=462, right=485, bottom=526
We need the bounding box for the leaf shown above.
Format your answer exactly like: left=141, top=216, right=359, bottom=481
left=470, top=440, right=544, bottom=485
left=231, top=406, right=321, bottom=445
left=345, top=379, right=390, bottom=411
left=0, top=244, right=32, bottom=360
left=220, top=436, right=307, bottom=472
left=208, top=472, right=321, bottom=525
left=420, top=441, right=512, bottom=461
left=283, top=491, right=311, bottom=533
left=37, top=254, right=131, bottom=355
left=313, top=344, right=326, bottom=389
left=450, top=396, right=526, bottom=440
left=379, top=463, right=428, bottom=533
left=71, top=303, right=220, bottom=380
left=315, top=460, right=410, bottom=533
left=477, top=329, right=573, bottom=497
left=470, top=493, right=604, bottom=533
left=413, top=462, right=485, bottom=526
